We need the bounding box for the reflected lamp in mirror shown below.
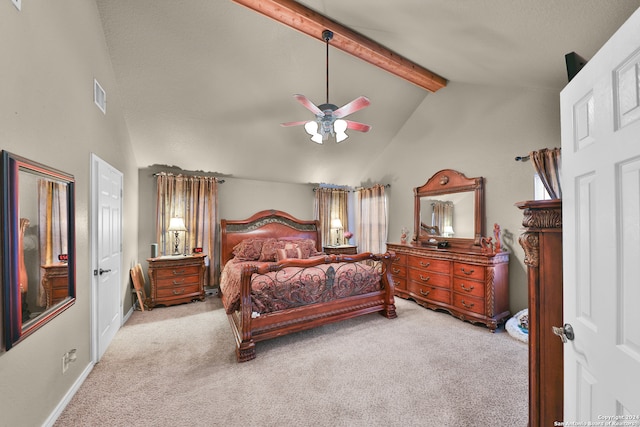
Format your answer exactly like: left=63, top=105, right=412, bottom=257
left=330, top=218, right=343, bottom=246
left=1, top=151, right=76, bottom=351
left=168, top=217, right=187, bottom=255
left=442, top=225, right=455, bottom=237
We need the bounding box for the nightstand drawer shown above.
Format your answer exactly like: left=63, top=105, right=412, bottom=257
left=156, top=264, right=200, bottom=279
left=156, top=274, right=199, bottom=289
left=156, top=283, right=201, bottom=299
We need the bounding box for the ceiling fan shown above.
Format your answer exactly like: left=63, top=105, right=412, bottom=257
left=281, top=30, right=371, bottom=144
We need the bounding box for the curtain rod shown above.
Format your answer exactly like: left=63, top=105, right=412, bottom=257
left=153, top=172, right=225, bottom=183
left=313, top=184, right=390, bottom=192
left=515, top=155, right=530, bottom=161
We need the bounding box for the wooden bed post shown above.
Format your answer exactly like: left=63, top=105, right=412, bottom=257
left=380, top=251, right=397, bottom=319
left=235, top=264, right=258, bottom=362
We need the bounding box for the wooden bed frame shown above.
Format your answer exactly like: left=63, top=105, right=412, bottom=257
left=220, top=209, right=397, bottom=362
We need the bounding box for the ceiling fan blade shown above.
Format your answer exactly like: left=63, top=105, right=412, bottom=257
left=334, top=96, right=370, bottom=118
left=280, top=120, right=309, bottom=127
left=293, top=94, right=323, bottom=116
left=345, top=120, right=371, bottom=133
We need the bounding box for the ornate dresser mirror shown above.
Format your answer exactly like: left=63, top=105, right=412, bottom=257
left=413, top=169, right=484, bottom=248
left=2, top=151, right=76, bottom=350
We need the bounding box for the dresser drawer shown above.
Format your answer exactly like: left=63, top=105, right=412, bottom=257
left=156, top=283, right=201, bottom=299
left=453, top=279, right=485, bottom=298
left=391, top=264, right=407, bottom=277
left=392, top=277, right=407, bottom=291
left=408, top=268, right=450, bottom=288
left=453, top=262, right=485, bottom=281
left=452, top=293, right=485, bottom=316
left=408, top=281, right=450, bottom=304
left=408, top=257, right=450, bottom=274
left=391, top=253, right=407, bottom=265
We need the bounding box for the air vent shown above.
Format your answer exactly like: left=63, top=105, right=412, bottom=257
left=12, top=0, right=21, bottom=11
left=94, top=79, right=106, bottom=114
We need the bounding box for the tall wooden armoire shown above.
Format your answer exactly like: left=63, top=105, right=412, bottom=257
left=516, top=199, right=563, bottom=427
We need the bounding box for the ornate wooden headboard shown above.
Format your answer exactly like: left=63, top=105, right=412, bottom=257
left=220, top=209, right=321, bottom=266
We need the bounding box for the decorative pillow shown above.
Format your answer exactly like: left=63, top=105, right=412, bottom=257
left=294, top=239, right=319, bottom=258
left=258, top=238, right=284, bottom=261
left=232, top=238, right=265, bottom=261
left=275, top=244, right=303, bottom=261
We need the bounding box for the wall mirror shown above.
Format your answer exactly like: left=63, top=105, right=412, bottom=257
left=2, top=151, right=76, bottom=350
left=413, top=169, right=484, bottom=248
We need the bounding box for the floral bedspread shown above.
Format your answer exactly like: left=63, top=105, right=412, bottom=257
left=220, top=258, right=382, bottom=315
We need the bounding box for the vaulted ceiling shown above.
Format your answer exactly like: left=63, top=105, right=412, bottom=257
left=95, top=0, right=640, bottom=184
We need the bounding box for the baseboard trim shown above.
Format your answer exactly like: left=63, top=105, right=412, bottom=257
left=42, top=362, right=95, bottom=427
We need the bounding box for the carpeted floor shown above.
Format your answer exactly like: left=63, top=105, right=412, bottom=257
left=55, top=296, right=528, bottom=427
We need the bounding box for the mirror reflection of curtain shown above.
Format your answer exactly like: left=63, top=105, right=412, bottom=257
left=354, top=184, right=388, bottom=254
left=155, top=173, right=218, bottom=285
left=314, top=187, right=348, bottom=247
left=38, top=180, right=68, bottom=306
left=431, top=200, right=453, bottom=236
left=530, top=147, right=562, bottom=199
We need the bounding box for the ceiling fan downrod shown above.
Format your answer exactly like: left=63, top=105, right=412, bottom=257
left=323, top=30, right=333, bottom=105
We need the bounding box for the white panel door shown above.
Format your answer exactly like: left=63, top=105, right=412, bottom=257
left=92, top=154, right=122, bottom=361
left=560, top=7, right=640, bottom=423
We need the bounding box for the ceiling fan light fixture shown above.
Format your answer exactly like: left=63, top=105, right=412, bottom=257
left=334, top=119, right=348, bottom=143
left=304, top=120, right=318, bottom=136
left=311, top=132, right=324, bottom=144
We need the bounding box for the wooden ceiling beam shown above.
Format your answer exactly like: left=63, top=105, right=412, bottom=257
left=232, top=0, right=447, bottom=92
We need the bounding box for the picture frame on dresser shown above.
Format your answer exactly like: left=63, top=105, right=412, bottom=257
left=388, top=169, right=510, bottom=331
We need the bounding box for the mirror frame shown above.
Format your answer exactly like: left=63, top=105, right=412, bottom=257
left=1, top=151, right=76, bottom=351
left=413, top=169, right=484, bottom=248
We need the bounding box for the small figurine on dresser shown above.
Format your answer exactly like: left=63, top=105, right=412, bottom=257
left=400, top=227, right=409, bottom=244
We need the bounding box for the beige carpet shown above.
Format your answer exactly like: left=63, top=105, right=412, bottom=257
left=55, top=296, right=528, bottom=427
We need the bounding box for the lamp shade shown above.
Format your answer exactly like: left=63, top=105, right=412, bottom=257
left=168, top=217, right=187, bottom=231
left=331, top=218, right=343, bottom=229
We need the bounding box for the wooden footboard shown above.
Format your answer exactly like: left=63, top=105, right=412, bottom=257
left=227, top=252, right=397, bottom=362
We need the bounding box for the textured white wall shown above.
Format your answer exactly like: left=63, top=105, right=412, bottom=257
left=356, top=81, right=562, bottom=313
left=0, top=1, right=139, bottom=425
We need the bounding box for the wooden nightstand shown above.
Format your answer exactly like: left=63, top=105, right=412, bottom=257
left=323, top=245, right=358, bottom=255
left=146, top=254, right=206, bottom=309
left=41, top=263, right=69, bottom=308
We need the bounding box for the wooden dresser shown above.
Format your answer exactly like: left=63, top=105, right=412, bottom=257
left=516, top=199, right=563, bottom=426
left=41, top=263, right=69, bottom=308
left=146, top=254, right=206, bottom=309
left=387, top=243, right=510, bottom=331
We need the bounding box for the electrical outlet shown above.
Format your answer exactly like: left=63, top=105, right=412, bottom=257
left=62, top=353, right=69, bottom=374
left=11, top=0, right=21, bottom=11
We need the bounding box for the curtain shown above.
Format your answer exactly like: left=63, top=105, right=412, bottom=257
left=354, top=184, right=388, bottom=254
left=155, top=173, right=218, bottom=285
left=431, top=201, right=454, bottom=236
left=530, top=147, right=562, bottom=199
left=314, top=188, right=349, bottom=247
left=38, top=180, right=67, bottom=306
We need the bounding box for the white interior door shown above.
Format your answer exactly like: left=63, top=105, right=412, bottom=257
left=91, top=154, right=123, bottom=361
left=560, top=7, right=640, bottom=422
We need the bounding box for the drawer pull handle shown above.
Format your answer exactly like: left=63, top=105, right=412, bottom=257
left=419, top=289, right=430, bottom=297
left=392, top=268, right=401, bottom=274
left=172, top=288, right=185, bottom=295
left=460, top=283, right=475, bottom=292
left=419, top=274, right=430, bottom=282
left=393, top=280, right=400, bottom=286
left=419, top=261, right=431, bottom=268
left=461, top=300, right=475, bottom=309
left=393, top=257, right=401, bottom=262
left=172, top=279, right=185, bottom=285
left=172, top=269, right=186, bottom=275
left=461, top=267, right=475, bottom=275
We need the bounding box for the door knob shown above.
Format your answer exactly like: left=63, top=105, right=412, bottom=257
left=99, top=268, right=112, bottom=275
left=552, top=323, right=575, bottom=343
